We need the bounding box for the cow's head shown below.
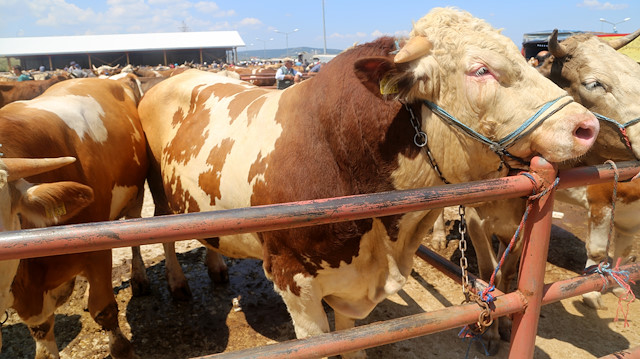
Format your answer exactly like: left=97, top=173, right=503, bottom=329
left=0, top=157, right=93, bottom=350
left=539, top=29, right=640, bottom=161
left=354, top=7, right=598, bottom=180
left=0, top=157, right=94, bottom=231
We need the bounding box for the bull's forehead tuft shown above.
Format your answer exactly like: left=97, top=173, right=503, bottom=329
left=410, top=7, right=515, bottom=55
left=411, top=7, right=494, bottom=37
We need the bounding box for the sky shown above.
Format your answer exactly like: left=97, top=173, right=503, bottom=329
left=1, top=0, right=639, bottom=52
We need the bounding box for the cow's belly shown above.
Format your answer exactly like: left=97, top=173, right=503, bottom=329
left=211, top=233, right=263, bottom=259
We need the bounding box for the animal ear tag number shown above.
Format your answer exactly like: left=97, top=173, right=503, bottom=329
left=46, top=202, right=67, bottom=219
left=380, top=75, right=398, bottom=95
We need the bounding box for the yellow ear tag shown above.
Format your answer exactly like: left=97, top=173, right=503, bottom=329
left=380, top=75, right=398, bottom=95
left=46, top=203, right=67, bottom=219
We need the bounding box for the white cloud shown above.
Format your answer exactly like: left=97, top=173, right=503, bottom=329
left=577, top=0, right=629, bottom=10
left=17, top=0, right=246, bottom=36
left=28, top=0, right=96, bottom=26
left=194, top=1, right=235, bottom=17
left=238, top=17, right=262, bottom=26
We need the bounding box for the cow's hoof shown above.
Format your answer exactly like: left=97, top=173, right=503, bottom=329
left=130, top=278, right=151, bottom=297
left=169, top=283, right=193, bottom=301
left=498, top=316, right=512, bottom=341
left=476, top=324, right=501, bottom=356
left=612, top=286, right=631, bottom=298
left=208, top=267, right=230, bottom=284
left=583, top=291, right=605, bottom=309
left=481, top=337, right=501, bottom=356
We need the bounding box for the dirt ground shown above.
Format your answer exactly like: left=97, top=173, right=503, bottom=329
left=1, top=186, right=638, bottom=359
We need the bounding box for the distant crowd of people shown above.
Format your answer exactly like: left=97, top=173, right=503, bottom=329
left=6, top=57, right=325, bottom=89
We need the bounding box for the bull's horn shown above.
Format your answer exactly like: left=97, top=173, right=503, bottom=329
left=548, top=29, right=568, bottom=58
left=394, top=36, right=432, bottom=63
left=608, top=28, right=640, bottom=50
left=3, top=157, right=77, bottom=181
left=92, top=64, right=98, bottom=71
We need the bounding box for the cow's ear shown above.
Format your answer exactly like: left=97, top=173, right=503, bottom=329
left=16, top=181, right=94, bottom=226
left=117, top=74, right=143, bottom=104
left=354, top=57, right=397, bottom=97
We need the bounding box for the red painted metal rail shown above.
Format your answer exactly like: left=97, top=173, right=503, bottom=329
left=0, top=158, right=638, bottom=358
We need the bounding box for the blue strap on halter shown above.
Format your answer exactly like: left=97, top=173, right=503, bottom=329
left=423, top=95, right=571, bottom=154
left=592, top=112, right=640, bottom=130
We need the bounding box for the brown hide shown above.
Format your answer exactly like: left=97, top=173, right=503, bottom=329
left=0, top=75, right=70, bottom=108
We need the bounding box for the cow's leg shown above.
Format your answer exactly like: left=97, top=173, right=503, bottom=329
left=334, top=313, right=366, bottom=359
left=430, top=209, right=447, bottom=250
left=29, top=314, right=59, bottom=359
left=85, top=251, right=136, bottom=359
left=610, top=223, right=637, bottom=299
left=162, top=241, right=192, bottom=300
left=582, top=205, right=612, bottom=309
left=130, top=246, right=150, bottom=296
left=125, top=188, right=151, bottom=296
left=0, top=259, right=19, bottom=353
left=493, top=237, right=523, bottom=342
left=277, top=282, right=329, bottom=338
left=146, top=165, right=192, bottom=300
left=27, top=278, right=75, bottom=359
left=205, top=247, right=229, bottom=283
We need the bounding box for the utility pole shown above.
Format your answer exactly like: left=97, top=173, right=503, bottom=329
left=322, top=0, right=327, bottom=54
left=274, top=28, right=299, bottom=58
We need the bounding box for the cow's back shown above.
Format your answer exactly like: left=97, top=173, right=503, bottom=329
left=0, top=77, right=147, bottom=223
left=140, top=70, right=285, bottom=258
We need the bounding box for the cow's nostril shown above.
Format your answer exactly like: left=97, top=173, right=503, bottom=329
left=575, top=126, right=594, bottom=140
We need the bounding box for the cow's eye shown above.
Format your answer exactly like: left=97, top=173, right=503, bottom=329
left=584, top=80, right=603, bottom=91
left=475, top=67, right=490, bottom=76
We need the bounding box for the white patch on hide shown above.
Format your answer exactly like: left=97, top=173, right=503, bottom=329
left=25, top=95, right=108, bottom=143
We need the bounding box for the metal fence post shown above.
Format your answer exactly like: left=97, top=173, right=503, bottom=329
left=509, top=157, right=558, bottom=358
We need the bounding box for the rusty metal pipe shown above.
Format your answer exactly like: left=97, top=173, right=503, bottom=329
left=509, top=157, right=558, bottom=359
left=598, top=345, right=640, bottom=359
left=542, top=262, right=640, bottom=305
left=0, top=161, right=637, bottom=261
left=193, top=262, right=639, bottom=359
left=194, top=291, right=528, bottom=359
left=0, top=174, right=539, bottom=260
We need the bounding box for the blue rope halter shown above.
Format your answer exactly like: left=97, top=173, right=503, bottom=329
left=591, top=112, right=640, bottom=155
left=422, top=94, right=574, bottom=162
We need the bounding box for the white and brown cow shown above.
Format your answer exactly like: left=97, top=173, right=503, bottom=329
left=137, top=8, right=598, bottom=358
left=449, top=28, right=640, bottom=353
left=0, top=75, right=147, bottom=359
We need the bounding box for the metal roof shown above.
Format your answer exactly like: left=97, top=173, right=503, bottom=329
left=0, top=31, right=245, bottom=57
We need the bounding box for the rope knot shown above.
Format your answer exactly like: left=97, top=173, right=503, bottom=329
left=584, top=258, right=636, bottom=327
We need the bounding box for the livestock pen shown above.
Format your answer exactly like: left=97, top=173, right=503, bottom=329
left=0, top=157, right=638, bottom=358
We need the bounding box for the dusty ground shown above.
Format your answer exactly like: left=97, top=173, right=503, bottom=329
left=1, top=187, right=638, bottom=359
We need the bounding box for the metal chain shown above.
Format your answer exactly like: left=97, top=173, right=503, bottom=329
left=403, top=103, right=451, bottom=184
left=458, top=205, right=470, bottom=299
left=457, top=205, right=494, bottom=335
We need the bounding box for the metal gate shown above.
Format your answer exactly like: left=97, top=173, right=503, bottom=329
left=0, top=157, right=638, bottom=358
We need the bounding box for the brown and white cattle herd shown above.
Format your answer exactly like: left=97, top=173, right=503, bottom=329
left=0, top=7, right=638, bottom=359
